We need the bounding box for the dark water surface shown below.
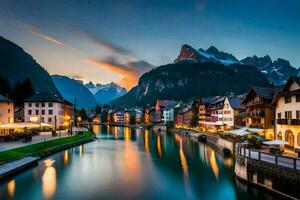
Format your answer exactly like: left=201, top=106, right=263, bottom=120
left=0, top=125, right=277, bottom=200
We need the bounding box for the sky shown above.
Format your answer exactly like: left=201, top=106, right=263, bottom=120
left=0, top=0, right=299, bottom=89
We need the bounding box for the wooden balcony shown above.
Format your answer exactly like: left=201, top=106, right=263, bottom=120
left=277, top=119, right=300, bottom=125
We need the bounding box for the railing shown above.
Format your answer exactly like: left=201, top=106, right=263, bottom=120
left=236, top=145, right=300, bottom=170
left=246, top=111, right=265, bottom=118
left=277, top=119, right=300, bottom=125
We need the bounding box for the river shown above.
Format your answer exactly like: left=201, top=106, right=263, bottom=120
left=0, top=125, right=277, bottom=200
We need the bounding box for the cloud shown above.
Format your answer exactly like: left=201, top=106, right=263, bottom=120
left=89, top=35, right=133, bottom=57
left=83, top=57, right=153, bottom=90
left=21, top=23, right=64, bottom=45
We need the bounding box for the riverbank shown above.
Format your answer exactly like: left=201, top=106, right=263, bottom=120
left=0, top=131, right=95, bottom=180
left=169, top=127, right=234, bottom=155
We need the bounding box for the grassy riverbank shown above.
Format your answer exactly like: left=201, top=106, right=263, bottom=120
left=0, top=131, right=94, bottom=164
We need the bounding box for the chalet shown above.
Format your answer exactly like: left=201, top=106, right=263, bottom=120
left=242, top=86, right=282, bottom=140
left=175, top=105, right=193, bottom=127
left=154, top=100, right=178, bottom=123
left=161, top=101, right=181, bottom=124
left=143, top=107, right=156, bottom=124
left=198, top=97, right=219, bottom=127
left=24, top=92, right=73, bottom=130
left=0, top=95, right=14, bottom=124
left=108, top=108, right=125, bottom=124
left=224, top=97, right=245, bottom=127
left=273, top=77, right=300, bottom=150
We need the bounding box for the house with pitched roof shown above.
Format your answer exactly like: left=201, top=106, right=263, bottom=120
left=0, top=95, right=14, bottom=124
left=273, top=77, right=300, bottom=150
left=24, top=92, right=73, bottom=130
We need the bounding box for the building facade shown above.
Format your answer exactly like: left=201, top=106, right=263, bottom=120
left=0, top=95, right=14, bottom=124
left=274, top=77, right=300, bottom=150
left=24, top=92, right=73, bottom=130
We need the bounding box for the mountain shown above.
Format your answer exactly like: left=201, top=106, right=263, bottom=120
left=174, top=44, right=299, bottom=85
left=51, top=75, right=98, bottom=109
left=85, top=82, right=127, bottom=104
left=111, top=62, right=270, bottom=107
left=0, top=35, right=60, bottom=95
left=174, top=44, right=240, bottom=66
left=241, top=56, right=299, bottom=85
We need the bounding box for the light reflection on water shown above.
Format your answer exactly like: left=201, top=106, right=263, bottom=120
left=0, top=125, right=276, bottom=200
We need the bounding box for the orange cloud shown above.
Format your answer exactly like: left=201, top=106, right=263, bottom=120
left=27, top=27, right=64, bottom=45
left=83, top=58, right=153, bottom=90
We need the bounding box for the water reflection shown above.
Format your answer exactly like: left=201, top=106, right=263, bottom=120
left=157, top=135, right=162, bottom=158
left=7, top=180, right=15, bottom=199
left=144, top=130, right=149, bottom=152
left=42, top=160, right=57, bottom=200
left=79, top=145, right=83, bottom=158
left=63, top=150, right=69, bottom=166
left=209, top=150, right=219, bottom=180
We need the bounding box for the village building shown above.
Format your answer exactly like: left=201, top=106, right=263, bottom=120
left=242, top=86, right=282, bottom=140
left=273, top=77, right=300, bottom=151
left=154, top=100, right=177, bottom=123
left=108, top=108, right=125, bottom=124
left=175, top=105, right=193, bottom=127
left=0, top=95, right=14, bottom=124
left=24, top=92, right=73, bottom=130
left=161, top=101, right=180, bottom=125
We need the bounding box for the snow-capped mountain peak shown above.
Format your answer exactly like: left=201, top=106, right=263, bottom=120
left=174, top=44, right=240, bottom=66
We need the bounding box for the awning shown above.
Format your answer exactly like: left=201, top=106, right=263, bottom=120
left=247, top=128, right=265, bottom=133
left=0, top=123, right=53, bottom=129
left=224, top=127, right=251, bottom=136
left=263, top=140, right=288, bottom=145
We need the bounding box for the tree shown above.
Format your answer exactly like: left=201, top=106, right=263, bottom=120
left=129, top=114, right=136, bottom=125
left=101, top=110, right=108, bottom=123
left=78, top=108, right=89, bottom=122
left=95, top=105, right=102, bottom=114
left=190, top=112, right=199, bottom=127
left=0, top=75, right=12, bottom=98
left=12, top=78, right=35, bottom=106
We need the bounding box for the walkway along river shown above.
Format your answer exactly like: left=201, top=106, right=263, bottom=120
left=0, top=125, right=279, bottom=200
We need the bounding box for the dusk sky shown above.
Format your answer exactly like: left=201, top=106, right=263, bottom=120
left=0, top=0, right=299, bottom=89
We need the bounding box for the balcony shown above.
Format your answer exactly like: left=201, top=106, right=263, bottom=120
left=246, top=111, right=265, bottom=118
left=277, top=119, right=300, bottom=125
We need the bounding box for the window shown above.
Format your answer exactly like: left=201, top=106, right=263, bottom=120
left=49, top=110, right=53, bottom=115
left=277, top=112, right=281, bottom=119
left=48, top=103, right=53, bottom=107
left=42, top=110, right=45, bottom=115
left=41, top=117, right=44, bottom=123
left=297, top=111, right=300, bottom=119
left=285, top=97, right=291, bottom=103
left=41, top=102, right=45, bottom=107
left=28, top=110, right=32, bottom=115
left=35, top=103, right=39, bottom=107
left=285, top=111, right=292, bottom=119
left=8, top=109, right=10, bottom=113
left=28, top=103, right=32, bottom=107
left=36, top=110, right=39, bottom=115
left=48, top=117, right=52, bottom=123
left=296, top=95, right=300, bottom=102
left=298, top=134, right=300, bottom=146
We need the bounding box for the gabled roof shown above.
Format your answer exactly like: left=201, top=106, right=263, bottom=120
left=209, top=96, right=225, bottom=110
left=242, top=86, right=283, bottom=105
left=24, top=92, right=71, bottom=104
left=228, top=97, right=244, bottom=110
left=156, top=100, right=176, bottom=108
left=281, top=76, right=300, bottom=93
left=163, top=101, right=180, bottom=110
left=0, top=95, right=13, bottom=102
left=176, top=105, right=192, bottom=114
left=272, top=77, right=300, bottom=105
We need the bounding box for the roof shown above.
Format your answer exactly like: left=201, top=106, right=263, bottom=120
left=163, top=101, right=180, bottom=110
left=176, top=105, right=192, bottom=114
left=228, top=97, right=244, bottom=110
left=209, top=96, right=225, bottom=110
left=156, top=99, right=177, bottom=108
left=24, top=92, right=71, bottom=105
left=243, top=86, right=283, bottom=105
left=0, top=95, right=13, bottom=102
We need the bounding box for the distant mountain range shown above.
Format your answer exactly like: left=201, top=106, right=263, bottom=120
left=112, top=62, right=270, bottom=107
left=174, top=44, right=299, bottom=85
left=112, top=44, right=300, bottom=107
left=0, top=36, right=60, bottom=96
left=85, top=82, right=127, bottom=104
left=51, top=75, right=98, bottom=109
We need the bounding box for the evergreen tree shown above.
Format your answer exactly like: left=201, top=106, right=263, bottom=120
left=95, top=105, right=102, bottom=114
left=0, top=75, right=13, bottom=98
left=22, top=78, right=35, bottom=100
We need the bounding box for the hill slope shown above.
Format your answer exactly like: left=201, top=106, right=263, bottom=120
left=0, top=36, right=60, bottom=95
left=111, top=62, right=270, bottom=107
left=51, top=75, right=98, bottom=109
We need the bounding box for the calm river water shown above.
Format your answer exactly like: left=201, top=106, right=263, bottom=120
left=0, top=125, right=277, bottom=200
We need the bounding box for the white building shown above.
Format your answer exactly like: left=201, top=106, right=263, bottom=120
left=274, top=77, right=300, bottom=150
left=162, top=102, right=180, bottom=124
left=0, top=95, right=14, bottom=124
left=24, top=92, right=73, bottom=130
